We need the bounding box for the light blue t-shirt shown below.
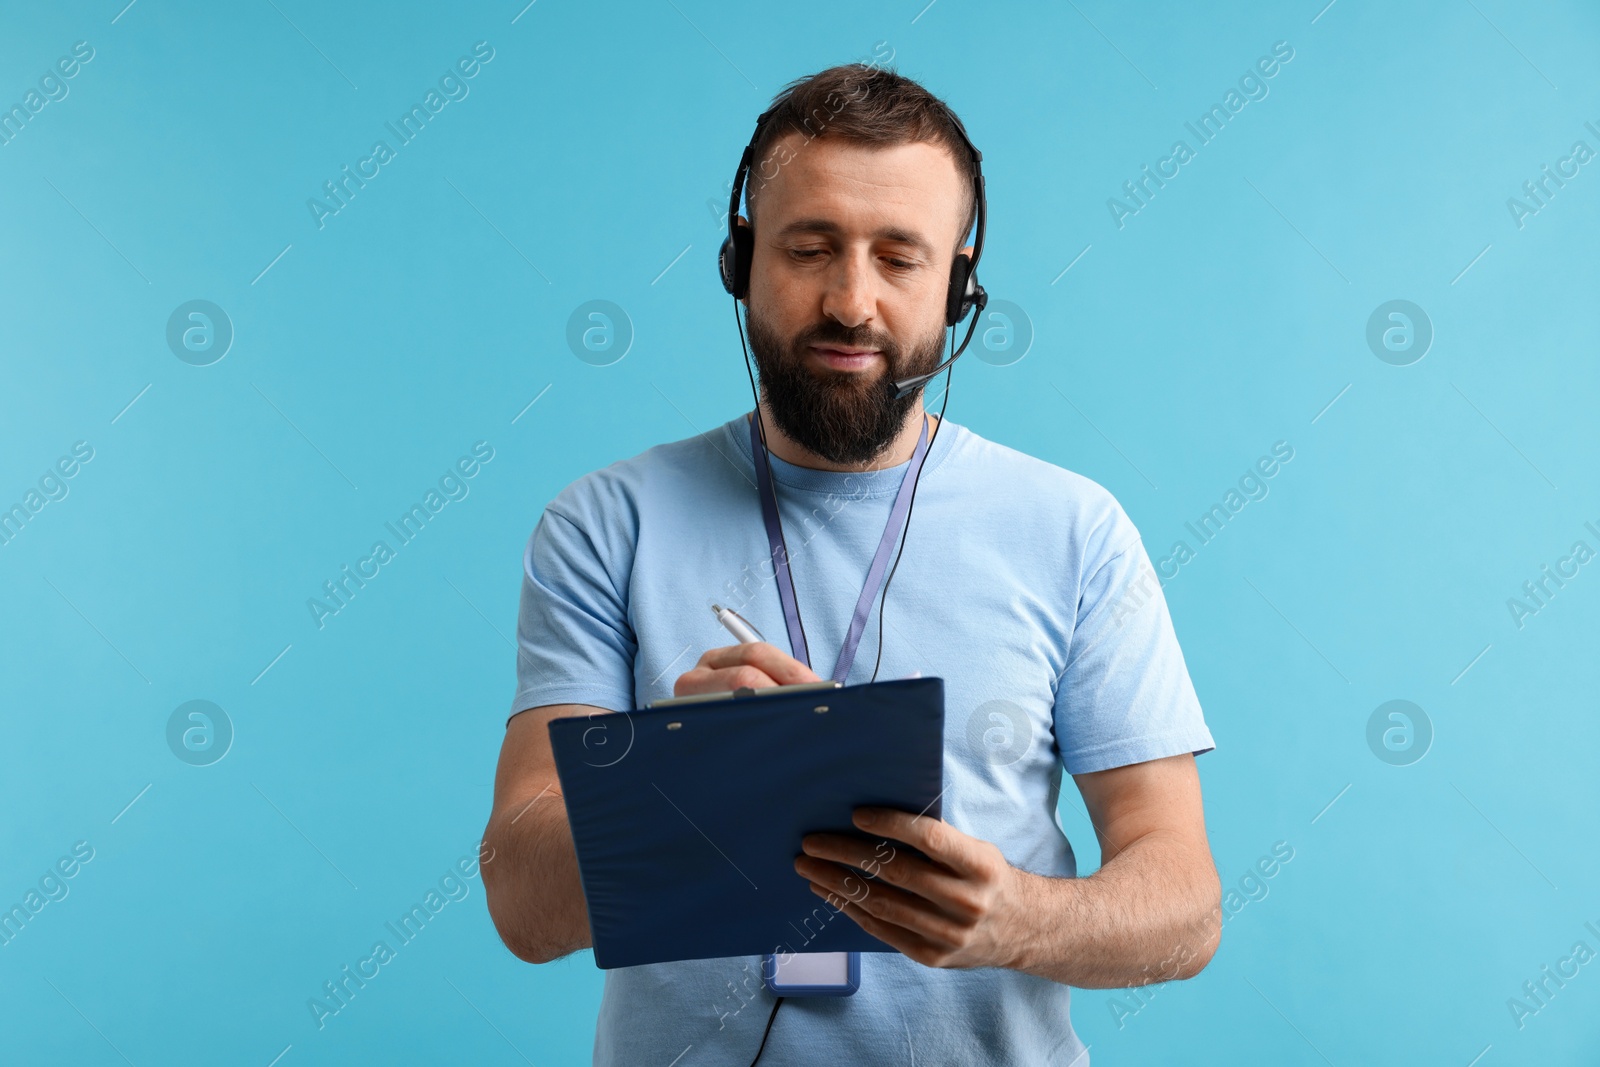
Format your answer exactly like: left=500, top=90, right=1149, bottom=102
left=510, top=411, right=1214, bottom=1066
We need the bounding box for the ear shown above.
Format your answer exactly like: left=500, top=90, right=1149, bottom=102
left=955, top=243, right=975, bottom=262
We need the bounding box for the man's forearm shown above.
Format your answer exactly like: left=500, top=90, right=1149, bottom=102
left=1003, top=829, right=1221, bottom=988
left=481, top=790, right=592, bottom=964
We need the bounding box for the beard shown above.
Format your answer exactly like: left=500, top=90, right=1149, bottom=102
left=744, top=303, right=947, bottom=467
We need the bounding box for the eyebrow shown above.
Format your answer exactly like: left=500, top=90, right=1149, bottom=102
left=771, top=217, right=936, bottom=259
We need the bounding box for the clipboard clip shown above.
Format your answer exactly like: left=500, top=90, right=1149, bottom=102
left=646, top=680, right=842, bottom=709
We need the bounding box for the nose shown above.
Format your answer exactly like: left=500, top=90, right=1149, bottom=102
left=820, top=246, right=875, bottom=329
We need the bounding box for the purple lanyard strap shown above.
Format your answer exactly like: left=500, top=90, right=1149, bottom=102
left=748, top=411, right=932, bottom=685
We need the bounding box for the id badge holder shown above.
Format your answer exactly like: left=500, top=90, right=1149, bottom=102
left=762, top=951, right=860, bottom=996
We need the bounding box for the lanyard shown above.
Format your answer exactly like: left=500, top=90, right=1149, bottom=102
left=748, top=410, right=932, bottom=685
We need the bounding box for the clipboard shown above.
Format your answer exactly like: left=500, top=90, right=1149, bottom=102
left=548, top=676, right=945, bottom=969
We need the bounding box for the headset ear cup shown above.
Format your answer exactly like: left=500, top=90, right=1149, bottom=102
left=718, top=235, right=737, bottom=295
left=720, top=225, right=754, bottom=299
left=945, top=253, right=974, bottom=326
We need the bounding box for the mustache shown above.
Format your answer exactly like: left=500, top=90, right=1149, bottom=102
left=743, top=304, right=944, bottom=465
left=792, top=322, right=900, bottom=362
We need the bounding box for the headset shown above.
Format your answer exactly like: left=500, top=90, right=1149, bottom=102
left=718, top=102, right=989, bottom=398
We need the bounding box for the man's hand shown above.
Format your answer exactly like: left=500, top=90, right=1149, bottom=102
left=673, top=641, right=821, bottom=697
left=797, top=755, right=1221, bottom=988
left=792, top=807, right=1029, bottom=971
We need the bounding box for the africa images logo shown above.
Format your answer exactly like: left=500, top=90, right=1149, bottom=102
left=1106, top=40, right=1295, bottom=229
left=306, top=442, right=494, bottom=629
left=306, top=41, right=495, bottom=230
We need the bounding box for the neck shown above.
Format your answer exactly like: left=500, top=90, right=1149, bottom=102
left=750, top=400, right=936, bottom=473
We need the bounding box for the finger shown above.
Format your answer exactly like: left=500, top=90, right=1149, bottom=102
left=800, top=876, right=960, bottom=959
left=799, top=832, right=933, bottom=887
left=796, top=847, right=969, bottom=919
left=798, top=833, right=881, bottom=867
left=698, top=642, right=823, bottom=684
left=853, top=808, right=979, bottom=877
left=816, top=886, right=941, bottom=961
left=697, top=642, right=823, bottom=685
left=672, top=664, right=780, bottom=697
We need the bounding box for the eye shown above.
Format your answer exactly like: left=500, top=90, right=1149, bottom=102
left=789, top=249, right=825, bottom=260
left=885, top=258, right=916, bottom=271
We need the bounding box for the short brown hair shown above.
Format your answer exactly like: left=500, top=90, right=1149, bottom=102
left=744, top=63, right=978, bottom=253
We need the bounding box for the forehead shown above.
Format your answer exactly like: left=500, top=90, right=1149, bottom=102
left=753, top=134, right=967, bottom=250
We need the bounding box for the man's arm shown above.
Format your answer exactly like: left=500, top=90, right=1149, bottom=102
left=483, top=643, right=824, bottom=964
left=793, top=752, right=1221, bottom=988
left=480, top=703, right=601, bottom=964
left=1028, top=752, right=1221, bottom=986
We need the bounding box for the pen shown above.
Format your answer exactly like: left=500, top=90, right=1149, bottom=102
left=643, top=605, right=837, bottom=708
left=711, top=604, right=922, bottom=680
left=711, top=603, right=764, bottom=644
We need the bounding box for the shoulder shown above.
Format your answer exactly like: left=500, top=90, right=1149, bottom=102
left=945, top=422, right=1141, bottom=564
left=541, top=423, right=734, bottom=539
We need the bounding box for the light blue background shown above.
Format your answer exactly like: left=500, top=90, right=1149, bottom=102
left=2, top=0, right=1597, bottom=1063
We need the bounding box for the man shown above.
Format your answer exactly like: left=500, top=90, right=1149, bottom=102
left=483, top=63, right=1220, bottom=1064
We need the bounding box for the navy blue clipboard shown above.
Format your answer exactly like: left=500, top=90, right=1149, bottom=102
left=548, top=677, right=945, bottom=970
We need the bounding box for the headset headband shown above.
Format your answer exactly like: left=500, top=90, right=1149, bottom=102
left=721, top=101, right=988, bottom=299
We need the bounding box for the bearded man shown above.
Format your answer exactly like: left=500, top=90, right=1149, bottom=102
left=482, top=62, right=1220, bottom=1067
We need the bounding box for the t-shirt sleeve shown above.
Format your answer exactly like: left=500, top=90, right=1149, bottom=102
left=1052, top=525, right=1215, bottom=776
left=506, top=506, right=637, bottom=723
